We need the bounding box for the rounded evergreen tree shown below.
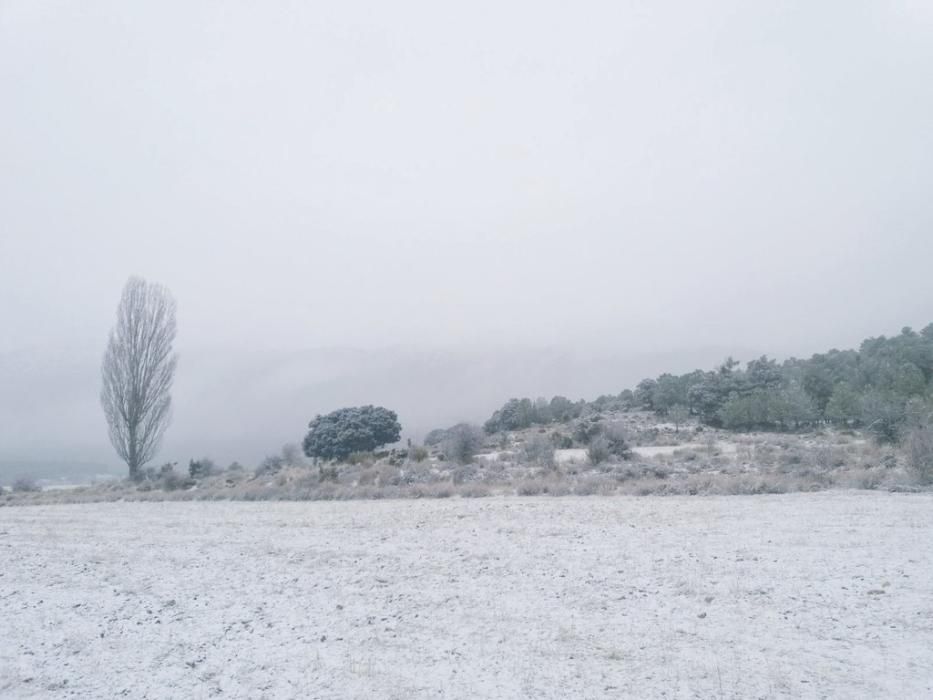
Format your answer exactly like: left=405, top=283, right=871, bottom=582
left=302, top=405, right=402, bottom=461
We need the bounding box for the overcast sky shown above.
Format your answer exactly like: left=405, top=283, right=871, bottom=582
left=2, top=1, right=933, bottom=467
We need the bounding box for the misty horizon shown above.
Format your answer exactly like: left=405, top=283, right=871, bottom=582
left=2, top=320, right=931, bottom=470
left=3, top=2, right=933, bottom=471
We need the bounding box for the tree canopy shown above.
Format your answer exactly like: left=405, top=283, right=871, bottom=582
left=100, top=277, right=177, bottom=480
left=472, top=323, right=933, bottom=442
left=302, top=405, right=402, bottom=461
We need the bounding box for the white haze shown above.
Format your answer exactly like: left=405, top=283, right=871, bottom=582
left=1, top=1, right=932, bottom=470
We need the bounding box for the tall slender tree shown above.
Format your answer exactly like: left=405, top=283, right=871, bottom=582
left=100, top=277, right=178, bottom=480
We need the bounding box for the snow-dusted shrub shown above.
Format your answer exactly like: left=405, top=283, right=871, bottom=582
left=188, top=457, right=218, bottom=479
left=12, top=477, right=40, bottom=493
left=161, top=468, right=194, bottom=491
left=905, top=422, right=933, bottom=484
left=587, top=436, right=610, bottom=465
left=522, top=434, right=555, bottom=468
left=442, top=424, right=484, bottom=465
left=256, top=454, right=285, bottom=476
left=408, top=445, right=429, bottom=462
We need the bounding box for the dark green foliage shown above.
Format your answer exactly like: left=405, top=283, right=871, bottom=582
left=647, top=372, right=705, bottom=414
left=745, top=356, right=783, bottom=392
left=550, top=432, right=573, bottom=449
left=802, top=350, right=859, bottom=412
left=579, top=420, right=630, bottom=465
left=471, top=323, right=933, bottom=447
left=484, top=395, right=584, bottom=433
left=505, top=397, right=535, bottom=429
left=859, top=391, right=906, bottom=443
left=590, top=394, right=629, bottom=412
left=622, top=325, right=933, bottom=440
left=717, top=384, right=816, bottom=431
left=573, top=416, right=604, bottom=445
left=601, top=422, right=631, bottom=458
left=483, top=398, right=535, bottom=433
left=825, top=382, right=861, bottom=424
left=549, top=395, right=578, bottom=422
left=188, top=457, right=217, bottom=479
left=633, top=378, right=658, bottom=411
left=302, top=405, right=402, bottom=461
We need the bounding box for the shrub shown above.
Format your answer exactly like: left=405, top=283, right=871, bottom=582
left=602, top=421, right=632, bottom=458
left=413, top=483, right=452, bottom=498
left=451, top=463, right=479, bottom=484
left=280, top=443, right=306, bottom=467
left=188, top=457, right=218, bottom=479
left=573, top=417, right=604, bottom=445
left=256, top=454, right=285, bottom=475
left=442, top=424, right=484, bottom=465
left=574, top=476, right=613, bottom=496
left=357, top=467, right=378, bottom=485
left=522, top=434, right=555, bottom=467
left=12, top=477, right=40, bottom=493
left=408, top=445, right=429, bottom=462
left=319, top=465, right=339, bottom=482
left=384, top=448, right=408, bottom=466
left=133, top=464, right=167, bottom=483
left=861, top=391, right=906, bottom=443
left=159, top=466, right=193, bottom=491
left=648, top=464, right=671, bottom=479
left=457, top=483, right=491, bottom=498
left=516, top=479, right=544, bottom=496
left=841, top=468, right=885, bottom=490
left=550, top=432, right=573, bottom=449
left=546, top=481, right=572, bottom=497
left=424, top=428, right=448, bottom=446
left=376, top=464, right=402, bottom=486
left=904, top=421, right=933, bottom=484
left=587, top=436, right=610, bottom=465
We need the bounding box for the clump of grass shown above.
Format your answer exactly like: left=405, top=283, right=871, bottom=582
left=516, top=479, right=545, bottom=496
left=12, top=477, right=40, bottom=493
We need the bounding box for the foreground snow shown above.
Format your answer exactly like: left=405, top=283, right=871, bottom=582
left=2, top=494, right=932, bottom=698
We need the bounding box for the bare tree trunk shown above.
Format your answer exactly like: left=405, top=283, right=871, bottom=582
left=101, top=277, right=178, bottom=481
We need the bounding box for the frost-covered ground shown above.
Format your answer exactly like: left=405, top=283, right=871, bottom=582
left=2, top=494, right=932, bottom=699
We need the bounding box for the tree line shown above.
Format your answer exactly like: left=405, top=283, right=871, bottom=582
left=482, top=324, right=933, bottom=443
left=98, top=276, right=932, bottom=482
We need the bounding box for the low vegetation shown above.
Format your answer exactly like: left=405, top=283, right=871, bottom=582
left=4, top=413, right=927, bottom=505
left=7, top=322, right=933, bottom=504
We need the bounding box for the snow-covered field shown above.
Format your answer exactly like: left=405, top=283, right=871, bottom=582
left=2, top=494, right=932, bottom=698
